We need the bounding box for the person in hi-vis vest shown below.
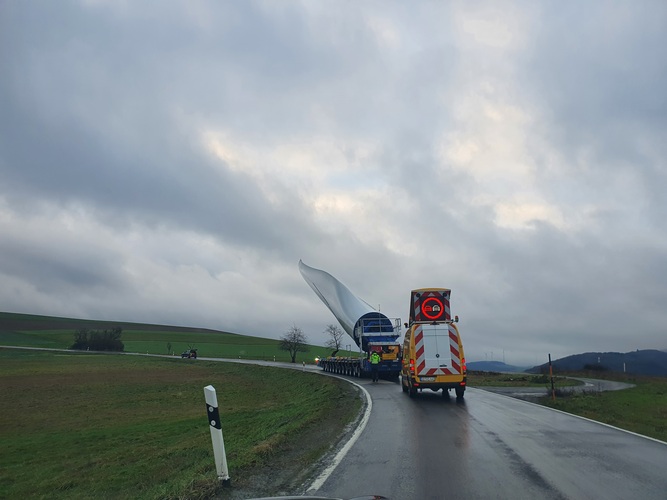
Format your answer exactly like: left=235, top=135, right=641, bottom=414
left=370, top=351, right=381, bottom=382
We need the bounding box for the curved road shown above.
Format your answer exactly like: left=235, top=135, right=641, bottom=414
left=308, top=376, right=667, bottom=500
left=4, top=347, right=666, bottom=498
left=479, top=377, right=635, bottom=400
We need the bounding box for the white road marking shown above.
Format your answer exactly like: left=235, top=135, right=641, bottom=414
left=306, top=376, right=372, bottom=492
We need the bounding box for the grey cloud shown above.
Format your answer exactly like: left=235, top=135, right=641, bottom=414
left=1, top=1, right=666, bottom=366
left=0, top=233, right=126, bottom=296
left=524, top=2, right=667, bottom=167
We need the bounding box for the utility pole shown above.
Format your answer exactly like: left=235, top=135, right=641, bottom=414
left=548, top=354, right=555, bottom=401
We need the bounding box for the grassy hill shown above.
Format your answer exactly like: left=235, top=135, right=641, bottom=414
left=0, top=312, right=347, bottom=362
left=0, top=348, right=361, bottom=498
left=0, top=312, right=365, bottom=498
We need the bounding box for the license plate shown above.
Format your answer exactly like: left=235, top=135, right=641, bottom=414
left=420, top=376, right=436, bottom=382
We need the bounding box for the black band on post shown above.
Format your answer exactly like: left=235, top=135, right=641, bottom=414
left=206, top=403, right=222, bottom=429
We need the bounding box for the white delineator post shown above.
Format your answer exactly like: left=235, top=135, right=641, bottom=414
left=204, top=385, right=231, bottom=484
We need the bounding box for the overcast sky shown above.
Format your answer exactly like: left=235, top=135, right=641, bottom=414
left=1, top=1, right=666, bottom=366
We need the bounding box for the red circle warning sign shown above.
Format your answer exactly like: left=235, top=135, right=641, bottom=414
left=421, top=297, right=444, bottom=320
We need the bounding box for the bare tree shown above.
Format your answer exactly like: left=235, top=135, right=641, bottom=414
left=324, top=324, right=345, bottom=356
left=279, top=325, right=309, bottom=363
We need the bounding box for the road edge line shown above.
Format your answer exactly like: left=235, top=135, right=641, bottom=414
left=470, top=387, right=667, bottom=447
left=305, top=375, right=372, bottom=492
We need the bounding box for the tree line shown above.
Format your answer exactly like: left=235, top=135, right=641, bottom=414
left=70, top=327, right=124, bottom=352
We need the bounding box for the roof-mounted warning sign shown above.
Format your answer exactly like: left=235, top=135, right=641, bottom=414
left=421, top=296, right=444, bottom=320
left=410, top=288, right=451, bottom=323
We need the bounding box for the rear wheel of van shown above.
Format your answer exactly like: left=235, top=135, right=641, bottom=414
left=408, top=381, right=417, bottom=398
left=442, top=389, right=451, bottom=399
left=455, top=386, right=465, bottom=399
left=401, top=376, right=408, bottom=392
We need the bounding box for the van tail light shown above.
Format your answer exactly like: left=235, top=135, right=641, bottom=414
left=462, top=357, right=467, bottom=374
left=409, top=359, right=415, bottom=373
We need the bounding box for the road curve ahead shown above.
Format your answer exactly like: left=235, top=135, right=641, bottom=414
left=310, top=379, right=667, bottom=500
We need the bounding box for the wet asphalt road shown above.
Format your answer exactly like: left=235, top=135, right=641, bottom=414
left=310, top=377, right=667, bottom=500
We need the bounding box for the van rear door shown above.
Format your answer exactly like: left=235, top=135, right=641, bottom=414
left=415, top=324, right=462, bottom=377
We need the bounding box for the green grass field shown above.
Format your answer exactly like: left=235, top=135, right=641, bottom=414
left=466, top=371, right=582, bottom=388
left=539, top=373, right=667, bottom=442
left=0, top=311, right=357, bottom=362
left=468, top=370, right=667, bottom=442
left=0, top=349, right=361, bottom=499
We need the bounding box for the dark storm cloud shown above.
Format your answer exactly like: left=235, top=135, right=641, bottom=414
left=0, top=235, right=124, bottom=294
left=524, top=2, right=667, bottom=183
left=0, top=1, right=338, bottom=258
left=1, top=1, right=666, bottom=366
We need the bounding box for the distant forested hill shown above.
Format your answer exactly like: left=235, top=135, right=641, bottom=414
left=527, top=349, right=667, bottom=377
left=467, top=361, right=527, bottom=373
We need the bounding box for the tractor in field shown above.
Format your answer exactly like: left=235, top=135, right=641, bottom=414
left=181, top=347, right=197, bottom=359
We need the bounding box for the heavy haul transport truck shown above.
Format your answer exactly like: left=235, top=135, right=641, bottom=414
left=299, top=260, right=403, bottom=378
left=316, top=316, right=403, bottom=378
left=401, top=288, right=467, bottom=398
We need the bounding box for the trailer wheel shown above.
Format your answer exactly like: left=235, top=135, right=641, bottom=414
left=455, top=386, right=465, bottom=399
